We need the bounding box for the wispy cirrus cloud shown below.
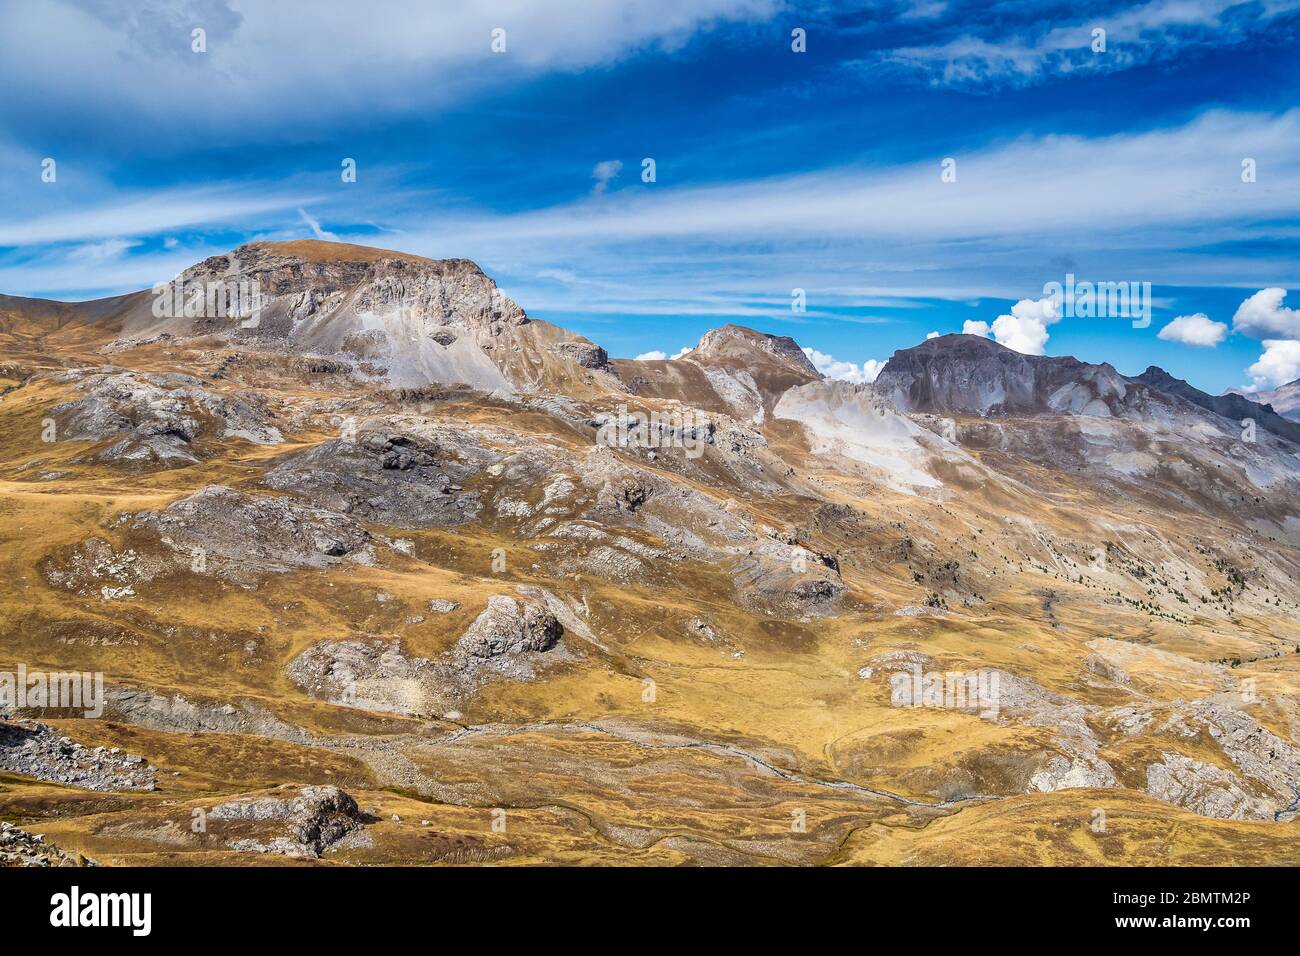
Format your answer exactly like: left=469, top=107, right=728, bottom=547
left=0, top=184, right=322, bottom=247
left=872, top=0, right=1300, bottom=89
left=297, top=208, right=339, bottom=242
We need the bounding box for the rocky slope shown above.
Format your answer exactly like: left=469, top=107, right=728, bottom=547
left=1226, top=378, right=1300, bottom=422
left=110, top=240, right=616, bottom=395
left=2, top=242, right=1299, bottom=866
left=1136, top=365, right=1300, bottom=443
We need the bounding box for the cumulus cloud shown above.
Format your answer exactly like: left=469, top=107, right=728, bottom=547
left=633, top=345, right=694, bottom=361
left=1246, top=339, right=1300, bottom=390
left=1233, top=288, right=1300, bottom=340
left=1157, top=312, right=1227, bottom=347
left=591, top=160, right=623, bottom=196
left=802, top=347, right=884, bottom=384
left=926, top=331, right=940, bottom=339
left=962, top=296, right=1061, bottom=354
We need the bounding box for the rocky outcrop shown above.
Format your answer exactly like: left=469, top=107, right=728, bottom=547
left=290, top=594, right=568, bottom=715
left=553, top=341, right=609, bottom=369
left=728, top=539, right=845, bottom=617
left=0, top=720, right=156, bottom=791
left=455, top=596, right=563, bottom=661
left=288, top=639, right=442, bottom=716
left=134, top=485, right=375, bottom=577
left=52, top=369, right=282, bottom=465
left=1144, top=753, right=1270, bottom=820
left=209, top=785, right=363, bottom=858
left=0, top=822, right=89, bottom=867
left=265, top=420, right=494, bottom=527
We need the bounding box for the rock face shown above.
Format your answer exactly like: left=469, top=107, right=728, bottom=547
left=875, top=334, right=1148, bottom=418
left=209, top=786, right=363, bottom=858
left=1185, top=700, right=1300, bottom=802
left=553, top=341, right=609, bottom=369
left=456, top=596, right=563, bottom=660
left=265, top=420, right=493, bottom=527
left=115, top=240, right=611, bottom=393
left=1144, top=753, right=1269, bottom=820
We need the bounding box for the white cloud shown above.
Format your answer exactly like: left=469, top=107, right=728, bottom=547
left=900, top=1, right=948, bottom=20
left=591, top=160, right=623, bottom=196
left=0, top=184, right=319, bottom=246
left=406, top=109, right=1300, bottom=260
left=926, top=330, right=940, bottom=339
left=3, top=0, right=779, bottom=134
left=633, top=345, right=693, bottom=361
left=298, top=207, right=339, bottom=242
left=9, top=110, right=1300, bottom=307
left=68, top=238, right=140, bottom=261
left=1246, top=339, right=1300, bottom=390
left=1232, top=288, right=1300, bottom=340
left=802, top=347, right=884, bottom=384
left=1157, top=312, right=1227, bottom=347
left=963, top=296, right=1061, bottom=355
left=878, top=0, right=1296, bottom=89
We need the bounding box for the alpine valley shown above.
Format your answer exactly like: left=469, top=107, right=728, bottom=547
left=2, top=240, right=1299, bottom=866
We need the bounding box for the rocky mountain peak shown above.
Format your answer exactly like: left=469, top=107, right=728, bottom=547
left=115, top=240, right=610, bottom=394
left=874, top=333, right=1135, bottom=417
left=1224, top=377, right=1300, bottom=422
left=692, top=324, right=821, bottom=378
left=173, top=239, right=528, bottom=335
left=1134, top=366, right=1300, bottom=442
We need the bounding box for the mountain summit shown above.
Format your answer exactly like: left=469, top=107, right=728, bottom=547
left=120, top=240, right=613, bottom=394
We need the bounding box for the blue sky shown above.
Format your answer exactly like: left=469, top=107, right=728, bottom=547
left=2, top=0, right=1299, bottom=393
